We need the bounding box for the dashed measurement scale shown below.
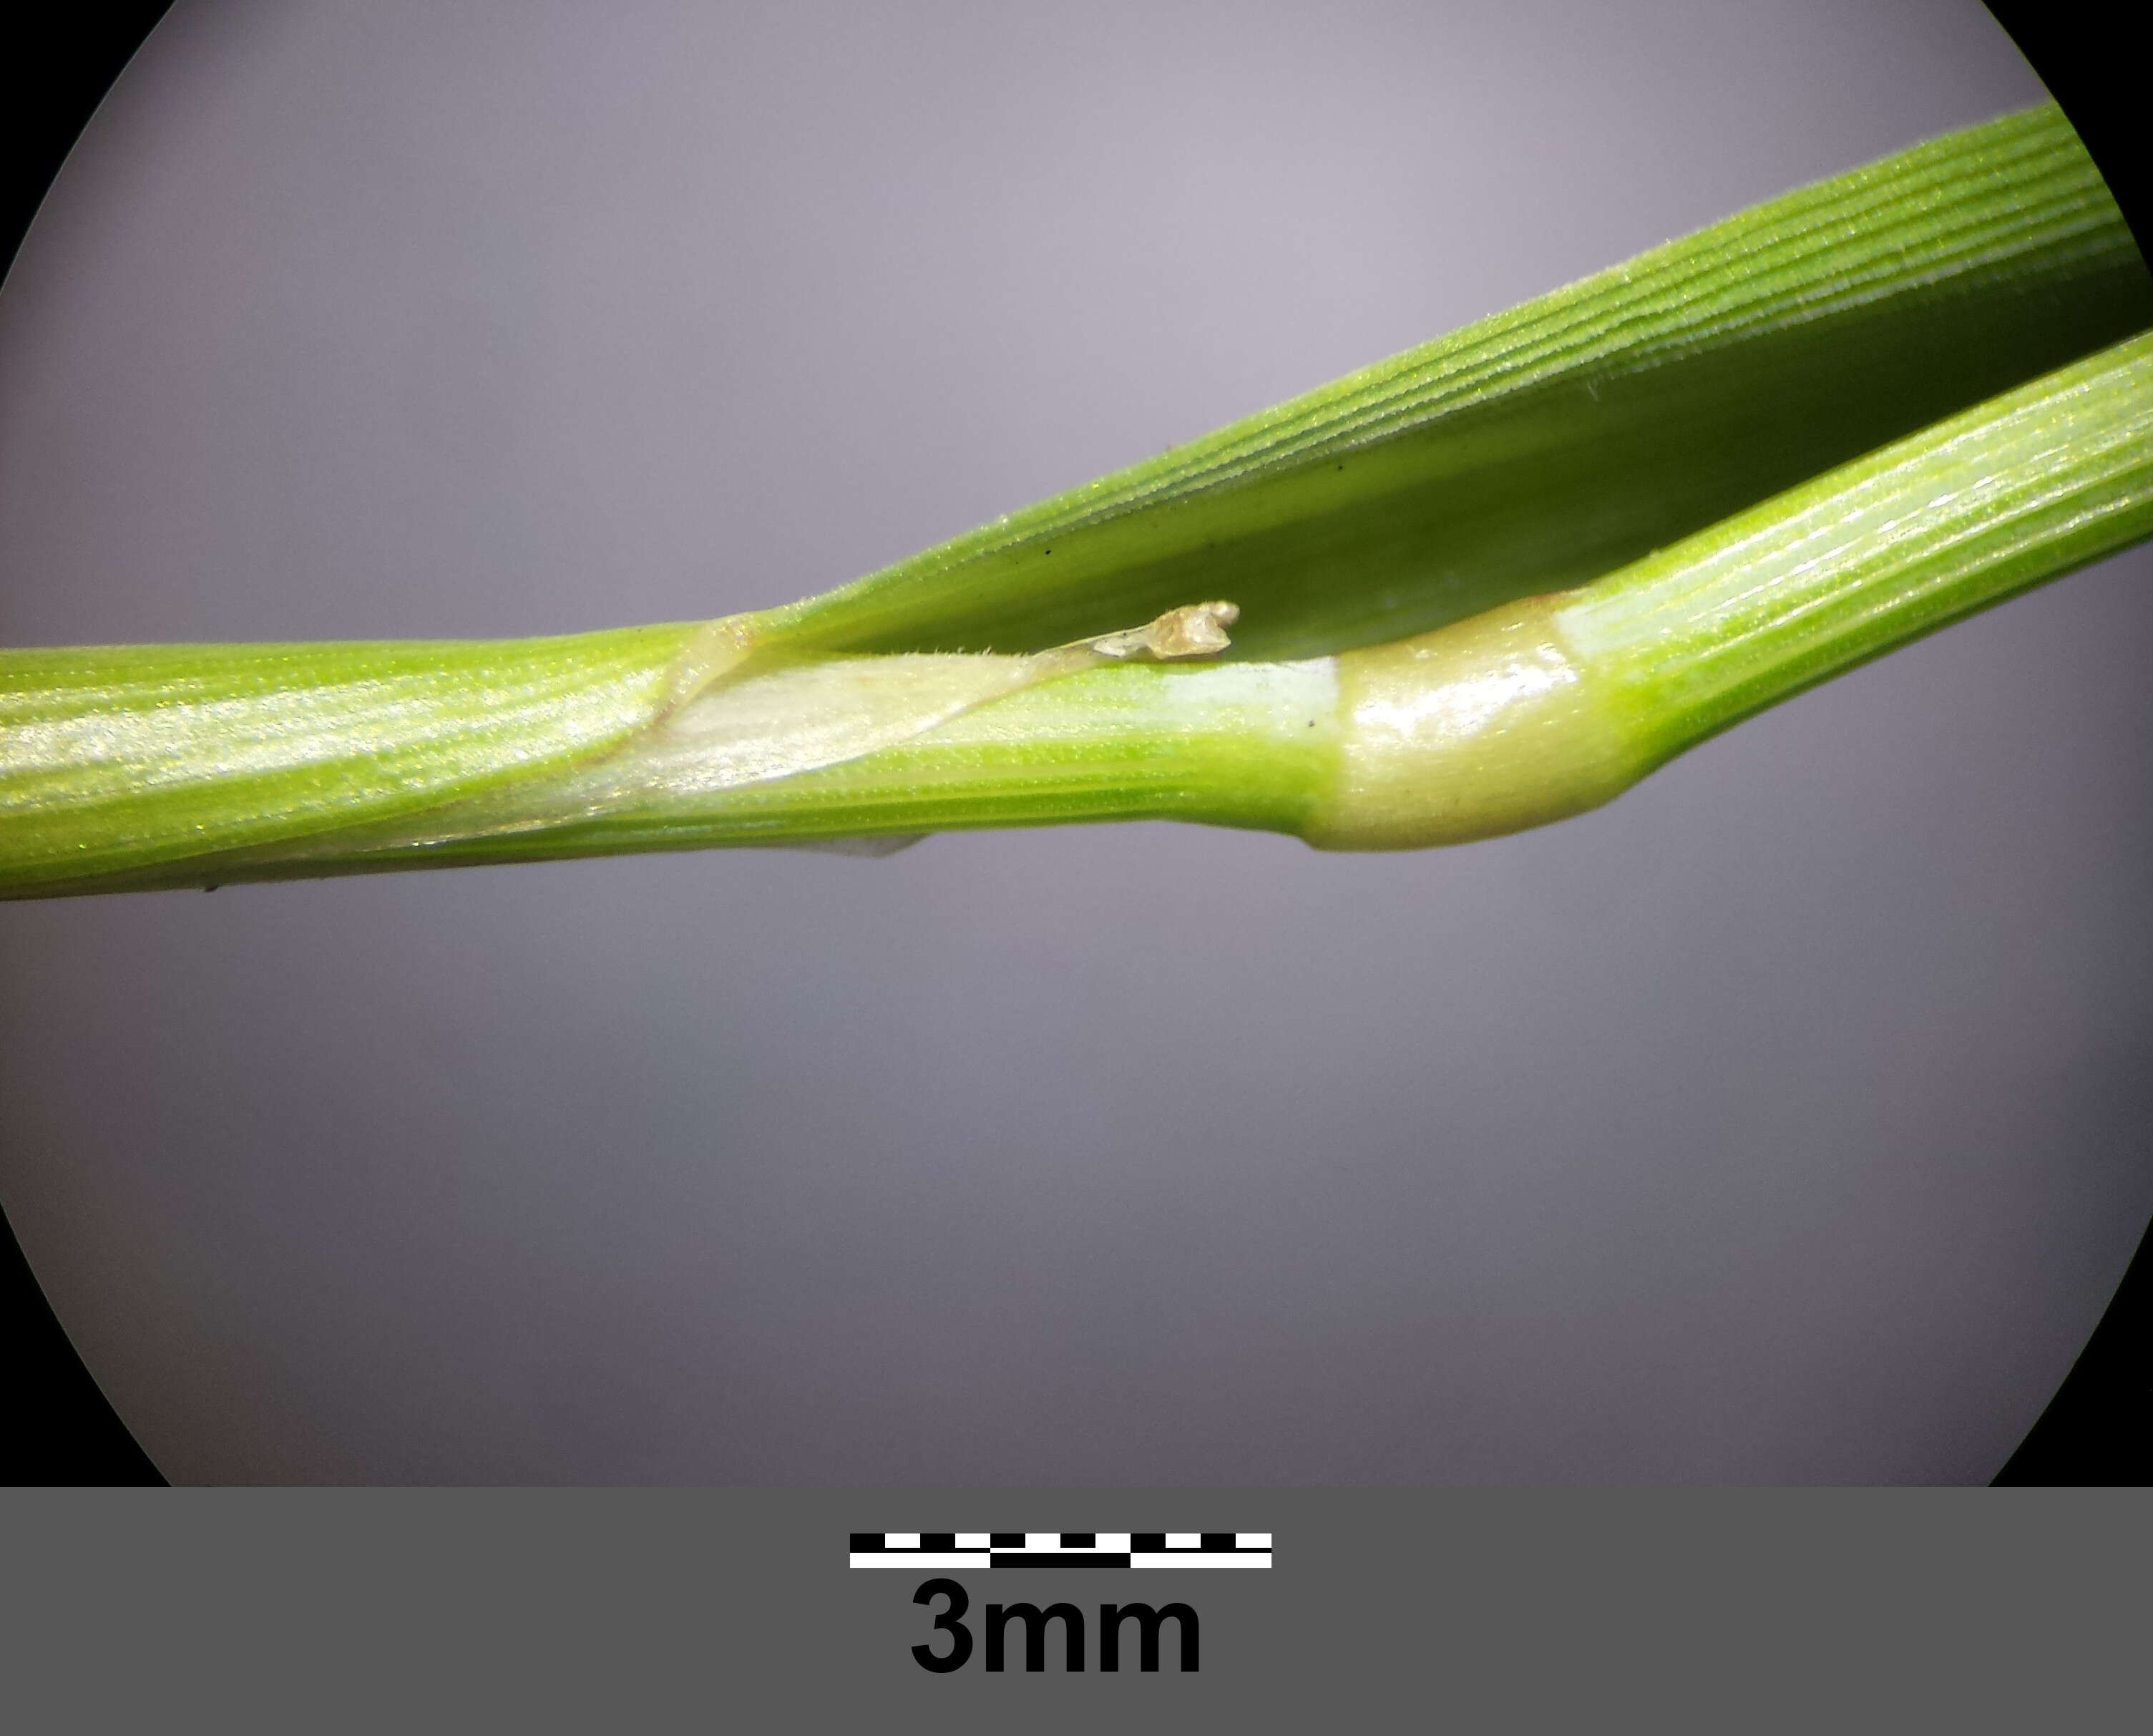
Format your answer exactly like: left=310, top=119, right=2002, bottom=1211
left=849, top=1531, right=1272, bottom=1569
left=854, top=1531, right=1270, bottom=1671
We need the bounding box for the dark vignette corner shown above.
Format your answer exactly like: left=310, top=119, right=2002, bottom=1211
left=1981, top=0, right=2152, bottom=1488
left=0, top=1, right=175, bottom=1488
left=0, top=3, right=2143, bottom=1491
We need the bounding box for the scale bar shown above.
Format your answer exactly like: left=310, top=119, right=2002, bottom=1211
left=989, top=1552, right=1131, bottom=1568
left=1132, top=1552, right=1271, bottom=1569
left=848, top=1552, right=1271, bottom=1571
left=848, top=1552, right=990, bottom=1570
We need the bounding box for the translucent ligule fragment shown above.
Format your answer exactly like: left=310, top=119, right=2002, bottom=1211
left=250, top=605, right=1246, bottom=856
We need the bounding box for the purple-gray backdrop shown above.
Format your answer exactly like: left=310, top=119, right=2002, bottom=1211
left=2, top=0, right=2147, bottom=1483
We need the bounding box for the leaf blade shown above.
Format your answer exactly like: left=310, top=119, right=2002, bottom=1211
left=766, top=103, right=2151, bottom=661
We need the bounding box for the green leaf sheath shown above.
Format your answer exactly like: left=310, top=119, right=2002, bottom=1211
left=759, top=103, right=2151, bottom=662
left=3, top=105, right=2149, bottom=895
left=20, top=329, right=2147, bottom=892
left=0, top=627, right=702, bottom=893
left=402, top=329, right=2153, bottom=864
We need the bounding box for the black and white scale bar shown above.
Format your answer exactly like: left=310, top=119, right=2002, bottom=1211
left=847, top=1532, right=1271, bottom=1569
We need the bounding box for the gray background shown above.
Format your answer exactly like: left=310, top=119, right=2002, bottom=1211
left=1, top=0, right=2145, bottom=1483
left=7, top=1490, right=2147, bottom=1726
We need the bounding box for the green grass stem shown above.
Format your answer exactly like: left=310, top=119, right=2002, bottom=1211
left=4, top=104, right=2148, bottom=897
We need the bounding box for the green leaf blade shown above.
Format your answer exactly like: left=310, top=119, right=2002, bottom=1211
left=767, top=102, right=2151, bottom=663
